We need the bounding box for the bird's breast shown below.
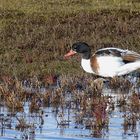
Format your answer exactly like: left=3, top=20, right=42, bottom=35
left=81, top=59, right=95, bottom=74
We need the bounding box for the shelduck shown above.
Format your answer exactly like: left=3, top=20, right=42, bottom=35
left=64, top=42, right=140, bottom=77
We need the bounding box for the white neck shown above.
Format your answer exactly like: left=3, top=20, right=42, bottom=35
left=81, top=58, right=94, bottom=74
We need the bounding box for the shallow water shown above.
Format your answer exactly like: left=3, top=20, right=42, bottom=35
left=0, top=76, right=140, bottom=140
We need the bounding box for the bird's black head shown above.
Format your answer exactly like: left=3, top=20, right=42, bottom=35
left=71, top=42, right=91, bottom=59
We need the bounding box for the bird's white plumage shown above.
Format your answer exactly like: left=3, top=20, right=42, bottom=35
left=81, top=56, right=140, bottom=77
left=81, top=59, right=94, bottom=74
left=96, top=47, right=126, bottom=53
left=97, top=56, right=124, bottom=77
left=117, top=61, right=140, bottom=76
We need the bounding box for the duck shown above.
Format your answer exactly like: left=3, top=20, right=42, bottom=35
left=64, top=42, right=140, bottom=77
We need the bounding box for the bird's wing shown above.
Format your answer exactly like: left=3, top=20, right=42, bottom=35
left=95, top=48, right=140, bottom=62
left=95, top=48, right=122, bottom=57
left=121, top=50, right=140, bottom=62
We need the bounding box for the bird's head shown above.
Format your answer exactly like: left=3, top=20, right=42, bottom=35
left=64, top=42, right=91, bottom=59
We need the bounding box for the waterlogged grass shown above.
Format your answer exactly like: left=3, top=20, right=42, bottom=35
left=0, top=75, right=140, bottom=139
left=0, top=0, right=140, bottom=78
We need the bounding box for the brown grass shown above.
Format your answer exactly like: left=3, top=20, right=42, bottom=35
left=0, top=9, right=140, bottom=78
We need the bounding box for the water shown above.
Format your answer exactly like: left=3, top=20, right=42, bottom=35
left=0, top=75, right=140, bottom=140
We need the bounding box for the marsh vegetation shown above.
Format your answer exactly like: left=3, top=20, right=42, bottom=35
left=0, top=74, right=140, bottom=139
left=1, top=0, right=140, bottom=77
left=0, top=0, right=140, bottom=139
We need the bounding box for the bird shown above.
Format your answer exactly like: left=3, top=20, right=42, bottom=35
left=64, top=42, right=140, bottom=77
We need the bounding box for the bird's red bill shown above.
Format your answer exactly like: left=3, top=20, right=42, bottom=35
left=64, top=50, right=77, bottom=58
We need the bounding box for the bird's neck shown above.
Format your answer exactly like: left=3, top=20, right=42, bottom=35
left=82, top=52, right=91, bottom=59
